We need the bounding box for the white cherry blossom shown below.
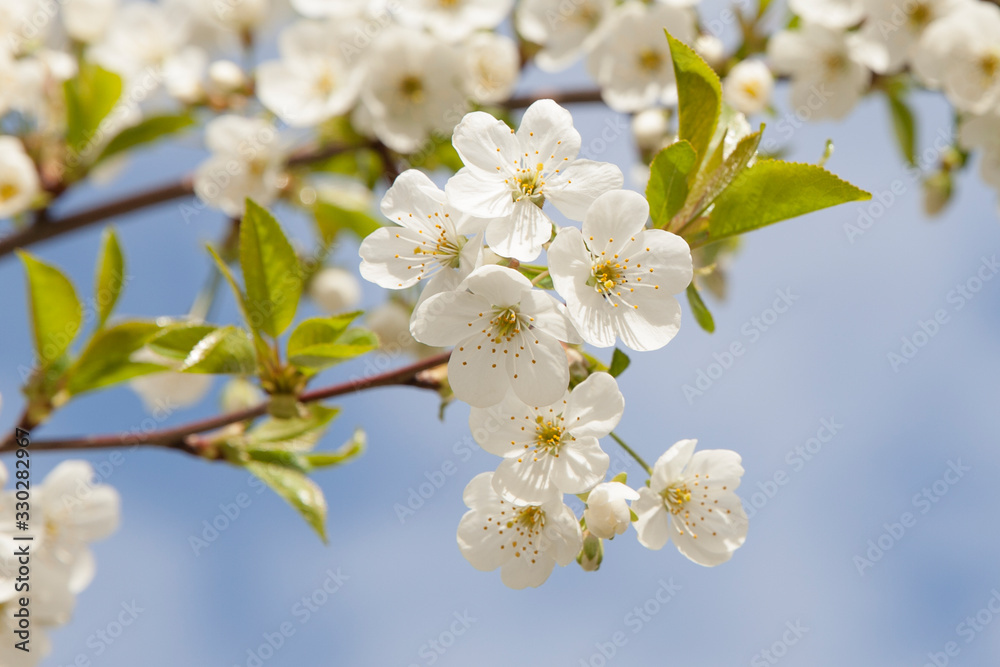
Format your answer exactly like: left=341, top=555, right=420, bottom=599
left=446, top=100, right=623, bottom=261
left=463, top=32, right=520, bottom=105
left=789, top=0, right=866, bottom=29
left=257, top=19, right=363, bottom=127
left=410, top=265, right=581, bottom=408
left=723, top=60, right=775, bottom=116
left=633, top=439, right=748, bottom=566
left=959, top=111, right=1000, bottom=191
left=361, top=26, right=468, bottom=153
left=309, top=267, right=363, bottom=314
left=584, top=481, right=639, bottom=539
left=768, top=23, right=884, bottom=120
left=586, top=1, right=696, bottom=112
left=515, top=0, right=614, bottom=72
left=468, top=371, right=624, bottom=504
left=911, top=2, right=1000, bottom=114
left=62, top=0, right=118, bottom=43
left=457, top=472, right=583, bottom=589
left=859, top=0, right=973, bottom=74
left=193, top=115, right=285, bottom=217
left=90, top=2, right=190, bottom=82
left=548, top=189, right=693, bottom=351
left=360, top=169, right=483, bottom=297
left=0, top=137, right=40, bottom=219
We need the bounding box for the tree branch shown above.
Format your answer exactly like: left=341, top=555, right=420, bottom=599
left=504, top=88, right=604, bottom=109
left=1, top=351, right=451, bottom=456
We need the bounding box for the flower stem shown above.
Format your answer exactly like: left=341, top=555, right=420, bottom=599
left=609, top=431, right=652, bottom=476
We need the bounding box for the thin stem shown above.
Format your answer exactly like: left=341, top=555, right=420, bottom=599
left=609, top=431, right=652, bottom=476
left=0, top=351, right=451, bottom=455
left=530, top=270, right=550, bottom=287
left=504, top=88, right=604, bottom=109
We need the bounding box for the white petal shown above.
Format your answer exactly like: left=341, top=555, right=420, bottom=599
left=516, top=99, right=582, bottom=165
left=549, top=228, right=618, bottom=348
left=409, top=291, right=489, bottom=347
left=669, top=492, right=748, bottom=566
left=581, top=189, right=650, bottom=257
left=451, top=110, right=521, bottom=173
left=563, top=372, right=624, bottom=438
left=485, top=200, right=552, bottom=262
left=450, top=341, right=511, bottom=407
left=445, top=168, right=514, bottom=218
left=550, top=436, right=609, bottom=495
left=519, top=290, right=582, bottom=344
left=500, top=550, right=556, bottom=589
left=468, top=395, right=536, bottom=457
left=542, top=500, right=585, bottom=565
left=650, top=439, right=697, bottom=492
left=506, top=330, right=569, bottom=407
left=461, top=264, right=532, bottom=307
left=633, top=487, right=671, bottom=550
left=545, top=160, right=625, bottom=221
left=492, top=453, right=561, bottom=505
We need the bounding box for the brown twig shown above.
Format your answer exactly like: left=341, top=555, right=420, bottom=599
left=1, top=351, right=451, bottom=455
left=504, top=88, right=604, bottom=109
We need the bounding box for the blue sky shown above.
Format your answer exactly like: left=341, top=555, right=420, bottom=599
left=3, top=17, right=1000, bottom=667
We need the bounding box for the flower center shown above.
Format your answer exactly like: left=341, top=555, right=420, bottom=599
left=489, top=306, right=523, bottom=342
left=824, top=52, right=847, bottom=74
left=413, top=226, right=464, bottom=268
left=513, top=162, right=546, bottom=205
left=0, top=182, right=19, bottom=202
left=638, top=48, right=663, bottom=72
left=661, top=483, right=692, bottom=514
left=909, top=2, right=931, bottom=27
left=399, top=75, right=425, bottom=103
left=741, top=81, right=761, bottom=100
left=589, top=259, right=625, bottom=295
left=513, top=505, right=545, bottom=531
left=575, top=2, right=600, bottom=27
left=979, top=51, right=1000, bottom=81
left=534, top=416, right=567, bottom=454
left=315, top=66, right=337, bottom=96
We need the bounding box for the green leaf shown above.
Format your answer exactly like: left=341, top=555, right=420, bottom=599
left=245, top=462, right=328, bottom=542
left=240, top=200, right=303, bottom=337
left=148, top=323, right=219, bottom=360
left=675, top=127, right=764, bottom=228
left=94, top=228, right=124, bottom=329
left=646, top=140, right=697, bottom=228
left=180, top=326, right=257, bottom=374
left=705, top=160, right=872, bottom=244
left=665, top=30, right=722, bottom=168
left=306, top=428, right=366, bottom=469
left=886, top=92, right=917, bottom=166
left=95, top=113, right=195, bottom=165
left=314, top=201, right=382, bottom=244
left=686, top=283, right=716, bottom=334
left=18, top=252, right=83, bottom=366
left=245, top=404, right=341, bottom=452
left=207, top=244, right=273, bottom=364
left=287, top=315, right=377, bottom=371
left=610, top=472, right=627, bottom=485
left=608, top=348, right=631, bottom=378
left=63, top=63, right=123, bottom=164
left=66, top=321, right=165, bottom=395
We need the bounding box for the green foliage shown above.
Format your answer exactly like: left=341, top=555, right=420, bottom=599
left=886, top=91, right=917, bottom=167
left=245, top=461, right=329, bottom=542
left=179, top=326, right=257, bottom=374
left=18, top=252, right=83, bottom=366
left=314, top=201, right=382, bottom=245
left=243, top=404, right=341, bottom=451
left=686, top=283, right=716, bottom=334
left=287, top=315, right=378, bottom=372
left=704, top=160, right=872, bottom=244
left=665, top=30, right=721, bottom=169
left=96, top=113, right=196, bottom=165
left=675, top=127, right=764, bottom=228
left=608, top=348, right=631, bottom=378
left=240, top=200, right=303, bottom=338
left=63, top=63, right=123, bottom=165
left=66, top=321, right=165, bottom=395
left=646, top=140, right=697, bottom=228
left=148, top=323, right=220, bottom=360
left=94, top=228, right=124, bottom=329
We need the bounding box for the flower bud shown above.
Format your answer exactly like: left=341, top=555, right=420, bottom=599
left=308, top=267, right=362, bottom=314
left=577, top=531, right=604, bottom=572
left=694, top=34, right=725, bottom=70
left=631, top=109, right=669, bottom=154
left=584, top=481, right=640, bottom=539
left=208, top=60, right=247, bottom=93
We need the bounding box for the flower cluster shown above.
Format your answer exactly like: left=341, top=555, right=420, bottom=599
left=359, top=100, right=748, bottom=588
left=0, top=460, right=120, bottom=666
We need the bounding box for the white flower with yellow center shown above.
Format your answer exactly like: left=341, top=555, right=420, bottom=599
left=768, top=23, right=885, bottom=120
left=256, top=19, right=363, bottom=127
left=548, top=189, right=693, bottom=352
left=462, top=32, right=520, bottom=105
left=193, top=115, right=285, bottom=217
left=360, top=169, right=483, bottom=298
left=446, top=100, right=624, bottom=261
left=859, top=0, right=972, bottom=74
left=515, top=0, right=614, bottom=72
left=361, top=26, right=468, bottom=154
left=959, top=111, right=1000, bottom=192
left=0, top=136, right=40, bottom=219
left=585, top=1, right=696, bottom=113
left=410, top=265, right=581, bottom=408
left=723, top=60, right=775, bottom=116
left=633, top=439, right=748, bottom=566
left=469, top=371, right=624, bottom=504
left=912, top=2, right=1000, bottom=114
left=398, top=0, right=514, bottom=43
left=584, top=481, right=639, bottom=539
left=457, top=471, right=583, bottom=589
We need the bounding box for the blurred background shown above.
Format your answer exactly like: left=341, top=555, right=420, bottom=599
left=3, top=4, right=1000, bottom=667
